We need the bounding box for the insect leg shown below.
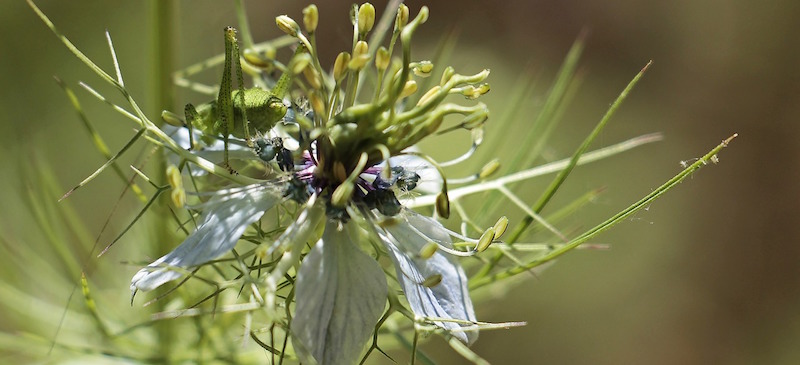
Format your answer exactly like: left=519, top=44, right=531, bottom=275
left=218, top=27, right=237, bottom=169
left=183, top=103, right=200, bottom=150
left=229, top=27, right=251, bottom=143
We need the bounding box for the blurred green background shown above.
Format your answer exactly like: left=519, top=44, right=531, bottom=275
left=2, top=0, right=798, bottom=364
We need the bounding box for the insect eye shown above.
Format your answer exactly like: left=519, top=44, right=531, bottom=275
left=269, top=98, right=286, bottom=110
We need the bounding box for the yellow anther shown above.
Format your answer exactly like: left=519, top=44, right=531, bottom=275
left=422, top=274, right=442, bottom=288
left=334, top=52, right=351, bottom=81
left=302, top=5, right=319, bottom=33
left=476, top=227, right=495, bottom=253
left=400, top=80, right=418, bottom=99
left=358, top=3, right=376, bottom=35
left=479, top=159, right=501, bottom=179
left=492, top=216, right=509, bottom=240
left=419, top=242, right=438, bottom=259
left=276, top=15, right=300, bottom=37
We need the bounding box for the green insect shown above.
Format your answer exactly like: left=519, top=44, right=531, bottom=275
left=163, top=26, right=293, bottom=168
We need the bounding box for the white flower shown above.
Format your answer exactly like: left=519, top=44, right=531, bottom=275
left=130, top=5, right=491, bottom=362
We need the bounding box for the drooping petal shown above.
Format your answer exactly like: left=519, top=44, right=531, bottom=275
left=292, top=220, right=388, bottom=365
left=380, top=210, right=478, bottom=344
left=130, top=184, right=280, bottom=293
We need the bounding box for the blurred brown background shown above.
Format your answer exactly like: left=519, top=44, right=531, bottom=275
left=2, top=0, right=798, bottom=364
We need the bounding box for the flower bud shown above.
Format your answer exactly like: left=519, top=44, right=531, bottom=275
left=476, top=227, right=495, bottom=253
left=395, top=4, right=409, bottom=31
left=399, top=80, right=418, bottom=99
left=276, top=15, right=300, bottom=37
left=348, top=41, right=370, bottom=70
left=333, top=52, right=351, bottom=81
left=302, top=5, right=318, bottom=33
left=243, top=49, right=271, bottom=68
left=354, top=40, right=369, bottom=58
left=440, top=66, right=455, bottom=86
left=358, top=3, right=376, bottom=35
left=309, top=91, right=326, bottom=117
left=303, top=66, right=322, bottom=90
left=375, top=46, right=390, bottom=71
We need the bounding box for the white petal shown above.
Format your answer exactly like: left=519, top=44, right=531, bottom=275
left=292, top=220, right=388, bottom=365
left=381, top=210, right=478, bottom=344
left=131, top=184, right=280, bottom=292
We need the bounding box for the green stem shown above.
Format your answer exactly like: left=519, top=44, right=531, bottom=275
left=234, top=0, right=255, bottom=50
left=475, top=61, right=652, bottom=280
left=148, top=0, right=175, bottom=358
left=470, top=134, right=738, bottom=289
